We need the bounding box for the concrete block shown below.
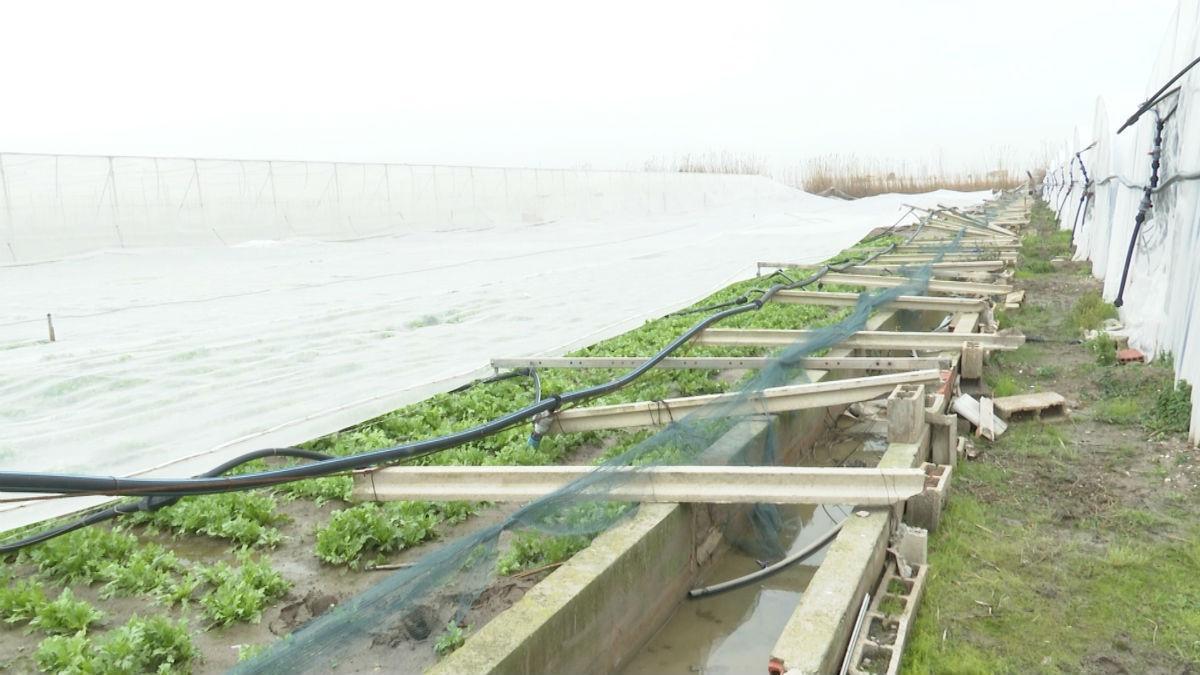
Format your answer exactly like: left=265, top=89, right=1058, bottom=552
left=904, top=463, right=952, bottom=532
left=894, top=523, right=927, bottom=569
left=887, top=384, right=926, bottom=444
left=961, top=340, right=983, bottom=379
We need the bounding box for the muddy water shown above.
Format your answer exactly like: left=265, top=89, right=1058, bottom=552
left=622, top=429, right=885, bottom=674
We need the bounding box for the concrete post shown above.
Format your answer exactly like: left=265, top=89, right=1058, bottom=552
left=887, top=384, right=926, bottom=444
left=961, top=340, right=984, bottom=380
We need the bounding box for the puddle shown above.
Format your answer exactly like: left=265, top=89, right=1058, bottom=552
left=621, top=502, right=849, bottom=674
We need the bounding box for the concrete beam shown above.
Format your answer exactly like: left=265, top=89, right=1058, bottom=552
left=490, top=356, right=950, bottom=372
left=876, top=252, right=1017, bottom=264
left=351, top=465, right=927, bottom=505
left=848, top=259, right=1008, bottom=273
left=546, top=370, right=943, bottom=433
left=819, top=272, right=1013, bottom=296
left=695, top=328, right=1023, bottom=351
left=772, top=290, right=987, bottom=313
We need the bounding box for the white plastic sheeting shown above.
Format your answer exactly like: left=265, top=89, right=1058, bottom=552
left=0, top=163, right=987, bottom=529
left=0, top=155, right=783, bottom=264
left=1043, top=0, right=1200, bottom=445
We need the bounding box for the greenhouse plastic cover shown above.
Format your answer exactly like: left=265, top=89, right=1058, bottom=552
left=0, top=161, right=987, bottom=529
left=1043, top=0, right=1200, bottom=446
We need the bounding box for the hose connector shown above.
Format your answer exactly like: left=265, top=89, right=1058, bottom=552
left=528, top=411, right=553, bottom=447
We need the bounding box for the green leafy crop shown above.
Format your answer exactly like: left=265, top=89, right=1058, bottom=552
left=98, top=543, right=182, bottom=599
left=35, top=614, right=199, bottom=674
left=20, top=527, right=138, bottom=585
left=29, top=588, right=104, bottom=635
left=197, top=553, right=290, bottom=626
left=496, top=531, right=590, bottom=576
left=132, top=491, right=285, bottom=548
left=0, top=578, right=48, bottom=625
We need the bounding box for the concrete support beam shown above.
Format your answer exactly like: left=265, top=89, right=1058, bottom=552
left=351, top=465, right=927, bottom=505
left=546, top=370, right=943, bottom=434
left=696, top=328, right=1023, bottom=351
left=876, top=252, right=1017, bottom=264
left=489, top=356, right=951, bottom=372
left=848, top=260, right=1008, bottom=273
left=772, top=290, right=987, bottom=313
left=819, top=272, right=1012, bottom=296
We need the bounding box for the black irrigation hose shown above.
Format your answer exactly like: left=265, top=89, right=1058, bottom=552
left=687, top=518, right=846, bottom=598
left=0, top=217, right=940, bottom=506
left=1114, top=112, right=1167, bottom=308
left=0, top=448, right=332, bottom=553
left=1117, top=55, right=1200, bottom=133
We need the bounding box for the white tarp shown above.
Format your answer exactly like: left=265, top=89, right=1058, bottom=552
left=1043, top=0, right=1200, bottom=445
left=0, top=163, right=987, bottom=530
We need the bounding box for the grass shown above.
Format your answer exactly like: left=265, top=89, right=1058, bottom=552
left=906, top=479, right=1200, bottom=673
left=905, top=197, right=1200, bottom=673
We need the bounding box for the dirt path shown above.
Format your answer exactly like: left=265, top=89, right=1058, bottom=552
left=904, top=201, right=1200, bottom=673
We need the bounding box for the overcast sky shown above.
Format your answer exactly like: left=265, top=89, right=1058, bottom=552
left=0, top=0, right=1182, bottom=172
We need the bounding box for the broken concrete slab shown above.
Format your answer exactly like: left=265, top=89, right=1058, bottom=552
left=952, top=394, right=1007, bottom=440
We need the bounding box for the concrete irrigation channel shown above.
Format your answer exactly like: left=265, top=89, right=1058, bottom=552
left=342, top=191, right=1034, bottom=674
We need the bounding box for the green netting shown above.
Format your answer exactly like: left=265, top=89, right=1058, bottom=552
left=236, top=228, right=967, bottom=674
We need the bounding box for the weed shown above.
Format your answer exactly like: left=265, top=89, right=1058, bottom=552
left=988, top=373, right=1021, bottom=397
left=1088, top=333, right=1117, bottom=366
left=29, top=588, right=104, bottom=635
left=1069, top=290, right=1118, bottom=332
left=1147, top=380, right=1193, bottom=435
left=434, top=620, right=467, bottom=656
left=1034, top=365, right=1058, bottom=380
left=238, top=643, right=268, bottom=662
left=878, top=596, right=904, bottom=617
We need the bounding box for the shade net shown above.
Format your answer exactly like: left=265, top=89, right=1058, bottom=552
left=235, top=225, right=968, bottom=673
